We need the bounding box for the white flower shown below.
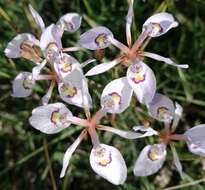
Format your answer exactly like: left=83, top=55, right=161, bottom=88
left=40, top=24, right=62, bottom=62
left=12, top=72, right=34, bottom=97
left=56, top=13, right=82, bottom=36
left=134, top=143, right=167, bottom=176
left=147, top=93, right=175, bottom=123
left=101, top=77, right=133, bottom=113
left=29, top=4, right=45, bottom=31
left=90, top=144, right=127, bottom=185
left=184, top=124, right=205, bottom=156
left=79, top=26, right=114, bottom=50
left=82, top=4, right=188, bottom=80
left=4, top=33, right=41, bottom=62
left=99, top=60, right=156, bottom=107
left=29, top=103, right=73, bottom=134
left=58, top=67, right=92, bottom=108
left=53, top=53, right=81, bottom=81
left=143, top=12, right=179, bottom=37
left=126, top=61, right=156, bottom=104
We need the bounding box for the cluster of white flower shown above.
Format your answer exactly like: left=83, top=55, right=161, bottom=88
left=5, top=0, right=205, bottom=185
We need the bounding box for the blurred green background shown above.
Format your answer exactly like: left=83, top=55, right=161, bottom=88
left=1, top=0, right=205, bottom=189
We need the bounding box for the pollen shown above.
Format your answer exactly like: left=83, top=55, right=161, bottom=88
left=148, top=148, right=161, bottom=161
left=22, top=77, right=33, bottom=90
left=61, top=84, right=77, bottom=98
left=47, top=42, right=58, bottom=52
left=102, top=92, right=121, bottom=110
left=94, top=147, right=112, bottom=166
left=51, top=110, right=60, bottom=124
left=132, top=74, right=145, bottom=84
left=110, top=92, right=121, bottom=105
left=50, top=110, right=66, bottom=125
left=95, top=33, right=108, bottom=47
left=157, top=107, right=173, bottom=121
left=61, top=63, right=72, bottom=73
left=151, top=23, right=163, bottom=35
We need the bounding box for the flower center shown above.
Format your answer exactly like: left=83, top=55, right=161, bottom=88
left=157, top=107, right=173, bottom=122
left=95, top=33, right=108, bottom=47
left=64, top=21, right=74, bottom=30
left=22, top=76, right=33, bottom=90
left=150, top=23, right=163, bottom=36
left=45, top=42, right=59, bottom=61
left=148, top=145, right=165, bottom=161
left=47, top=42, right=59, bottom=52
left=50, top=110, right=67, bottom=125
left=132, top=74, right=146, bottom=84
left=94, top=147, right=112, bottom=166
left=60, top=84, right=77, bottom=98
left=102, top=92, right=121, bottom=110
left=61, top=62, right=72, bottom=73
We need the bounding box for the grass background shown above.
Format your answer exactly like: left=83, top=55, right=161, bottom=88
left=1, top=0, right=205, bottom=189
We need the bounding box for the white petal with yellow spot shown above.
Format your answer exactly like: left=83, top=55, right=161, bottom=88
left=29, top=103, right=72, bottom=134
left=101, top=77, right=133, bottom=114
left=134, top=143, right=167, bottom=176
left=12, top=72, right=34, bottom=97
left=90, top=144, right=127, bottom=185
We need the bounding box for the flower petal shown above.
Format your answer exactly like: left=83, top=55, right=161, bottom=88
left=184, top=124, right=205, bottom=156
left=126, top=0, right=134, bottom=47
left=56, top=13, right=82, bottom=36
left=90, top=144, right=127, bottom=185
left=170, top=143, right=183, bottom=176
left=29, top=4, right=45, bottom=31
left=79, top=26, right=113, bottom=50
left=29, top=103, right=72, bottom=134
left=143, top=12, right=178, bottom=37
left=40, top=24, right=62, bottom=61
left=143, top=52, right=189, bottom=68
left=132, top=125, right=159, bottom=137
left=133, top=143, right=167, bottom=176
left=60, top=129, right=87, bottom=178
left=32, top=60, right=47, bottom=79
left=171, top=102, right=183, bottom=132
left=41, top=81, right=55, bottom=105
left=147, top=93, right=175, bottom=123
left=98, top=125, right=158, bottom=139
left=58, top=68, right=92, bottom=108
left=85, top=59, right=120, bottom=76
left=4, top=33, right=40, bottom=62
left=127, top=61, right=156, bottom=104
left=12, top=72, right=34, bottom=97
left=101, top=77, right=133, bottom=114
left=53, top=53, right=81, bottom=80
